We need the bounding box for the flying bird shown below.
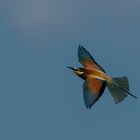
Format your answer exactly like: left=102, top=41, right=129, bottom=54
left=68, top=45, right=137, bottom=109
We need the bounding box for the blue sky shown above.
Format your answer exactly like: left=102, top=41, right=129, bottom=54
left=0, top=0, right=140, bottom=139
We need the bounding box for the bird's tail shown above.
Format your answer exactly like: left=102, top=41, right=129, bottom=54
left=107, top=76, right=137, bottom=103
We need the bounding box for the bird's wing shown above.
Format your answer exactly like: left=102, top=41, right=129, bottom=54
left=83, top=78, right=106, bottom=109
left=78, top=45, right=105, bottom=72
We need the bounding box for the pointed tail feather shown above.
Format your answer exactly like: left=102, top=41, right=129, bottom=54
left=107, top=76, right=137, bottom=104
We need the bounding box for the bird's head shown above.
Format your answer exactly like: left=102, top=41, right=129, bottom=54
left=67, top=67, right=85, bottom=79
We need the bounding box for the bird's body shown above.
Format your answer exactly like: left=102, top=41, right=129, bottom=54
left=68, top=45, right=137, bottom=109
left=72, top=67, right=112, bottom=81
left=84, top=68, right=112, bottom=82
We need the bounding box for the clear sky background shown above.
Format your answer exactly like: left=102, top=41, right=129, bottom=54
left=0, top=0, right=140, bottom=139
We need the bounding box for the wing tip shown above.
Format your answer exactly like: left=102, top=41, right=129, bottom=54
left=78, top=44, right=85, bottom=51
left=85, top=98, right=98, bottom=109
left=78, top=45, right=89, bottom=57
left=78, top=44, right=83, bottom=47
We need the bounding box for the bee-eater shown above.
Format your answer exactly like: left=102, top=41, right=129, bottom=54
left=68, top=45, right=137, bottom=109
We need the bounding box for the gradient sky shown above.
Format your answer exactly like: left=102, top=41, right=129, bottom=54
left=0, top=0, right=140, bottom=140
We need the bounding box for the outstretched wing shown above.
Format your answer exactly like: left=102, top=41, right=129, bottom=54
left=78, top=45, right=105, bottom=72
left=83, top=78, right=106, bottom=109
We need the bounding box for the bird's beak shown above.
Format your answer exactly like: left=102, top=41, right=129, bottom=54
left=67, top=67, right=76, bottom=71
